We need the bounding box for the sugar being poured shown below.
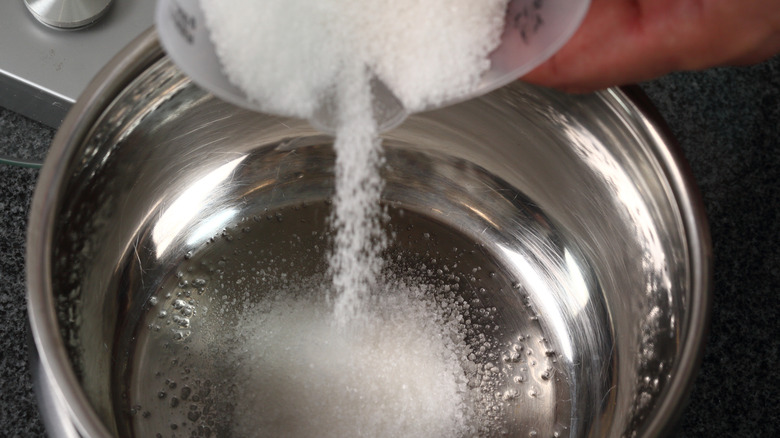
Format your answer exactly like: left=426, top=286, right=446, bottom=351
left=200, top=0, right=507, bottom=118
left=200, top=0, right=509, bottom=435
left=327, top=73, right=387, bottom=323
left=201, top=0, right=507, bottom=324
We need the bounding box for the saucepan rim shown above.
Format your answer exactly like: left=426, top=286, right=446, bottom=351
left=26, top=28, right=711, bottom=438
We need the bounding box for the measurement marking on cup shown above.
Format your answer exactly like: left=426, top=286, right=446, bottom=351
left=170, top=3, right=196, bottom=45
left=512, top=0, right=545, bottom=43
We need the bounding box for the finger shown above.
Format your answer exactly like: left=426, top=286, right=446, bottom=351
left=520, top=0, right=672, bottom=92
left=521, top=0, right=780, bottom=92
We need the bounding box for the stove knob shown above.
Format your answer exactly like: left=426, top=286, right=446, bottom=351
left=24, top=0, right=112, bottom=30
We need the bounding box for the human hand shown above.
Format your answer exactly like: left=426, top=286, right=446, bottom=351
left=522, top=0, right=780, bottom=92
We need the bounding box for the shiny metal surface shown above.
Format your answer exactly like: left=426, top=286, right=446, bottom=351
left=27, top=30, right=711, bottom=437
left=0, top=0, right=154, bottom=127
left=24, top=0, right=113, bottom=29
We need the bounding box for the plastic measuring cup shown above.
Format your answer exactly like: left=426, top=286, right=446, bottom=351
left=155, top=0, right=590, bottom=133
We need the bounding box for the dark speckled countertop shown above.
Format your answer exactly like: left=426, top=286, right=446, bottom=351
left=1, top=56, right=778, bottom=436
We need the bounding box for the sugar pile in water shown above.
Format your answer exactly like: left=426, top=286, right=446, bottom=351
left=199, top=0, right=508, bottom=434
left=229, top=277, right=485, bottom=437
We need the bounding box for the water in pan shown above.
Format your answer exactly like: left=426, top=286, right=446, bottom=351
left=117, top=201, right=576, bottom=437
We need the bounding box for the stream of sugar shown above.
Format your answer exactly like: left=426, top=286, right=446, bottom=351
left=198, top=1, right=509, bottom=434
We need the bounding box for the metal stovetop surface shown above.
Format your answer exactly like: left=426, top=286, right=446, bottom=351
left=0, top=0, right=154, bottom=128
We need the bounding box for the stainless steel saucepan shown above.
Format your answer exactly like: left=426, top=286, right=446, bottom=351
left=27, top=29, right=710, bottom=437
